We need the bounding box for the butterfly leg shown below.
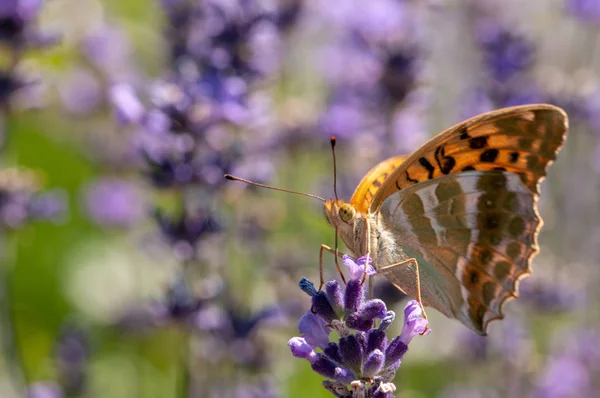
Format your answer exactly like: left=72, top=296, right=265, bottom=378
left=378, top=258, right=429, bottom=335
left=319, top=244, right=347, bottom=289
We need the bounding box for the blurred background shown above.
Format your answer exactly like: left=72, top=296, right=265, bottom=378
left=1, top=0, right=600, bottom=397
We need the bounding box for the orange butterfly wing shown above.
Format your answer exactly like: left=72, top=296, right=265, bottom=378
left=347, top=104, right=568, bottom=334
left=350, top=155, right=408, bottom=213
left=369, top=104, right=568, bottom=213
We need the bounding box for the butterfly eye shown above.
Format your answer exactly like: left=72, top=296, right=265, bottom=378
left=338, top=204, right=356, bottom=223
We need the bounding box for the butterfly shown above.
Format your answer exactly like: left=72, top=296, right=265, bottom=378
left=323, top=104, right=568, bottom=335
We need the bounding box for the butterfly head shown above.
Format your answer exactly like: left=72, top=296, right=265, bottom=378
left=324, top=199, right=357, bottom=226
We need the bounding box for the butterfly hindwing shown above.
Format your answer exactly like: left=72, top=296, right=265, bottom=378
left=377, top=171, right=540, bottom=334
left=369, top=104, right=568, bottom=213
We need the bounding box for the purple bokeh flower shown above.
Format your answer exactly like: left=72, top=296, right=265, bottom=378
left=289, top=266, right=430, bottom=397
left=154, top=207, right=220, bottom=262
left=81, top=25, right=135, bottom=81
left=83, top=178, right=144, bottom=228
left=109, top=84, right=145, bottom=125
left=0, top=0, right=58, bottom=49
left=58, top=68, right=103, bottom=116
left=476, top=21, right=535, bottom=83
left=533, top=355, right=592, bottom=398
left=466, top=3, right=540, bottom=109
left=54, top=325, right=88, bottom=396
left=25, top=382, right=64, bottom=398
left=518, top=278, right=583, bottom=313
left=316, top=0, right=423, bottom=139
left=566, top=0, right=600, bottom=24
left=0, top=169, right=67, bottom=229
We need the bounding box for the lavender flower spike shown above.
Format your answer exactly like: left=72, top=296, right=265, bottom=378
left=289, top=263, right=430, bottom=397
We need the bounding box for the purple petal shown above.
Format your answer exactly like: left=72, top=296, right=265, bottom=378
left=343, top=255, right=376, bottom=281
left=298, top=311, right=331, bottom=349
left=311, top=354, right=342, bottom=380
left=384, top=337, right=407, bottom=368
left=312, top=291, right=338, bottom=323
left=345, top=313, right=374, bottom=332
left=288, top=337, right=317, bottom=362
left=344, top=279, right=364, bottom=313
left=325, top=280, right=344, bottom=312
left=399, top=300, right=430, bottom=345
left=363, top=349, right=384, bottom=378
left=358, top=299, right=388, bottom=321
left=333, top=366, right=355, bottom=385
left=339, top=335, right=363, bottom=374
left=366, top=329, right=387, bottom=354
left=323, top=342, right=342, bottom=363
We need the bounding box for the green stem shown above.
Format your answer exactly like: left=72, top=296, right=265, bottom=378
left=0, top=236, right=26, bottom=392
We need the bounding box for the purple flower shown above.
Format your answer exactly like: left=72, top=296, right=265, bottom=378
left=154, top=207, right=220, bottom=261
left=83, top=178, right=144, bottom=227
left=476, top=21, right=535, bottom=83
left=0, top=71, right=26, bottom=106
left=298, top=312, right=331, bottom=349
left=81, top=25, right=134, bottom=79
left=533, top=355, right=592, bottom=398
left=518, top=278, right=582, bottom=313
left=342, top=254, right=376, bottom=281
left=0, top=0, right=58, bottom=49
left=0, top=169, right=67, bottom=229
left=290, top=272, right=430, bottom=396
left=58, top=68, right=103, bottom=116
left=462, top=0, right=542, bottom=110
left=566, top=0, right=600, bottom=23
left=109, top=84, right=145, bottom=125
left=398, top=300, right=430, bottom=345
left=54, top=325, right=88, bottom=396
left=25, top=382, right=64, bottom=398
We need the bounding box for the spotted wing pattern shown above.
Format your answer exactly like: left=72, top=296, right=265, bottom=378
left=370, top=104, right=568, bottom=213
left=377, top=171, right=541, bottom=335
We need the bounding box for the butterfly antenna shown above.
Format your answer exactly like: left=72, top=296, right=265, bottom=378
left=224, top=174, right=326, bottom=202
left=330, top=136, right=339, bottom=200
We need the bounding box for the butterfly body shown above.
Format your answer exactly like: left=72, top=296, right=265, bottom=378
left=324, top=104, right=568, bottom=335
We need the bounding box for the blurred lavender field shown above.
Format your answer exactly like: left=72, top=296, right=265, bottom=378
left=1, top=0, right=600, bottom=397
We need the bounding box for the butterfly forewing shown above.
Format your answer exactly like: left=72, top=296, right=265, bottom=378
left=350, top=155, right=407, bottom=213
left=377, top=171, right=541, bottom=335
left=368, top=104, right=568, bottom=213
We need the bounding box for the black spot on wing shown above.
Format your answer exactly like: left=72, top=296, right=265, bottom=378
left=469, top=136, right=488, bottom=149
left=480, top=149, right=499, bottom=163
left=459, top=126, right=470, bottom=140
left=440, top=156, right=456, bottom=174
left=418, top=157, right=435, bottom=179
left=435, top=146, right=456, bottom=175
